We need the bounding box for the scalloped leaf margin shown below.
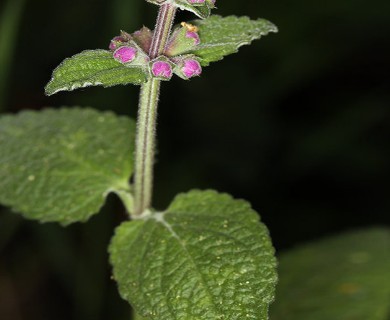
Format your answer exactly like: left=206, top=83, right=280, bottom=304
left=110, top=189, right=277, bottom=320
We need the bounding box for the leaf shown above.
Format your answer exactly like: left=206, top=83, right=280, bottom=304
left=0, top=108, right=135, bottom=225
left=189, top=15, right=278, bottom=66
left=174, top=0, right=211, bottom=19
left=134, top=313, right=147, bottom=320
left=110, top=190, right=277, bottom=320
left=270, top=228, right=390, bottom=320
left=45, top=50, right=149, bottom=96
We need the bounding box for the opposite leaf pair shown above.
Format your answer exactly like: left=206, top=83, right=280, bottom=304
left=0, top=108, right=277, bottom=319
left=44, top=16, right=278, bottom=96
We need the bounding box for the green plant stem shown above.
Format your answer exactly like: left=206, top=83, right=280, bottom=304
left=133, top=78, right=160, bottom=216
left=149, top=3, right=177, bottom=59
left=133, top=4, right=177, bottom=216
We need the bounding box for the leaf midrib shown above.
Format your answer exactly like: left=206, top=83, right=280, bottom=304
left=151, top=212, right=224, bottom=318
left=48, top=65, right=146, bottom=90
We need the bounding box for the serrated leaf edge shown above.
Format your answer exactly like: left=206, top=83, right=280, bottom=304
left=45, top=50, right=149, bottom=96
left=191, top=16, right=278, bottom=66
left=111, top=189, right=277, bottom=319
left=0, top=107, right=134, bottom=225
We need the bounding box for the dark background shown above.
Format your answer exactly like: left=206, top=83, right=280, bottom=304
left=0, top=0, right=389, bottom=319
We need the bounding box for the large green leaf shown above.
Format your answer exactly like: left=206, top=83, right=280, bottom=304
left=134, top=313, right=147, bottom=320
left=270, top=228, right=390, bottom=320
left=110, top=190, right=277, bottom=320
left=45, top=50, right=149, bottom=96
left=0, top=108, right=135, bottom=225
left=190, top=15, right=278, bottom=66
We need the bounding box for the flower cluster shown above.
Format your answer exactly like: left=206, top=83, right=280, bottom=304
left=109, top=23, right=202, bottom=81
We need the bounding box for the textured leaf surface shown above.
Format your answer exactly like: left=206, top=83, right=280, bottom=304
left=189, top=15, right=277, bottom=66
left=174, top=0, right=211, bottom=19
left=270, top=228, right=390, bottom=320
left=0, top=108, right=135, bottom=225
left=45, top=50, right=149, bottom=96
left=134, top=313, right=147, bottom=320
left=110, top=190, right=277, bottom=320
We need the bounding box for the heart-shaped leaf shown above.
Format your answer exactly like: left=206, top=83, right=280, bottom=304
left=0, top=108, right=135, bottom=225
left=110, top=190, right=277, bottom=320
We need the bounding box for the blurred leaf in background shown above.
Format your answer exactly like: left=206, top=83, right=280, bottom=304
left=0, top=0, right=26, bottom=111
left=270, top=228, right=390, bottom=319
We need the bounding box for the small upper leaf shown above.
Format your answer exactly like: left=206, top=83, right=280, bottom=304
left=189, top=15, right=278, bottom=66
left=45, top=50, right=149, bottom=96
left=110, top=190, right=277, bottom=320
left=174, top=0, right=211, bottom=19
left=270, top=228, right=390, bottom=320
left=0, top=108, right=135, bottom=225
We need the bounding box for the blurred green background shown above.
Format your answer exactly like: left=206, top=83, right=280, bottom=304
left=0, top=0, right=389, bottom=319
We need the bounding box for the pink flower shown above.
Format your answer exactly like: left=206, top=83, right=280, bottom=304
left=152, top=61, right=173, bottom=79
left=109, top=32, right=132, bottom=51
left=109, top=36, right=125, bottom=51
left=186, top=31, right=200, bottom=45
left=113, top=46, right=137, bottom=63
left=182, top=59, right=202, bottom=78
left=188, top=0, right=206, bottom=3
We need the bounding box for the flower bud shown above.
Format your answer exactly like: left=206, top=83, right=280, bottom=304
left=165, top=24, right=200, bottom=57
left=109, top=31, right=132, bottom=51
left=151, top=60, right=173, bottom=80
left=109, top=36, right=123, bottom=51
left=181, top=59, right=202, bottom=78
left=172, top=56, right=202, bottom=80
left=185, top=31, right=200, bottom=45
left=132, top=27, right=153, bottom=53
left=113, top=46, right=137, bottom=64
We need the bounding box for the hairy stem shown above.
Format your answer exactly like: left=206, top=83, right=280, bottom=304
left=134, top=79, right=160, bottom=216
left=133, top=4, right=177, bottom=216
left=149, top=3, right=177, bottom=59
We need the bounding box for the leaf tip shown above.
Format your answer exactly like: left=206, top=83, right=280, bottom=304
left=44, top=82, right=55, bottom=96
left=266, top=20, right=279, bottom=33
